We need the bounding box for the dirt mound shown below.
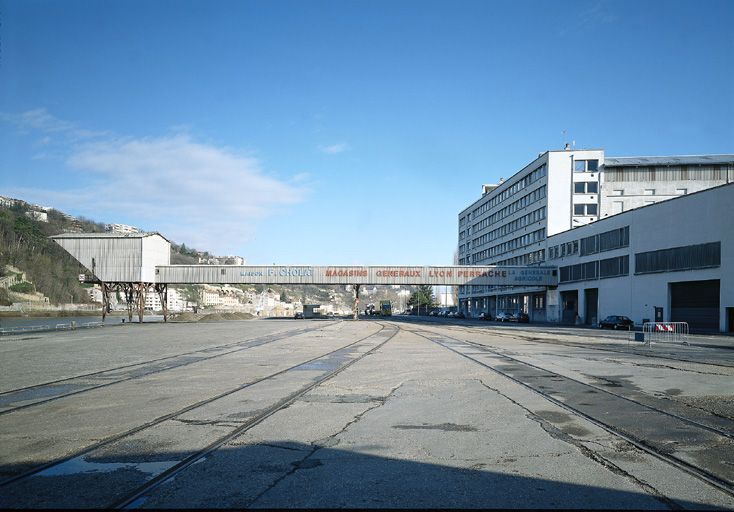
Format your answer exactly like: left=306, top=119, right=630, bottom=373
left=170, top=311, right=255, bottom=323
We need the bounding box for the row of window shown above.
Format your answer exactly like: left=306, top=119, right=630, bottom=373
left=548, top=226, right=629, bottom=260
left=557, top=241, right=720, bottom=283
left=548, top=240, right=578, bottom=259
left=635, top=242, right=720, bottom=274
left=573, top=203, right=598, bottom=216
left=472, top=228, right=546, bottom=262
left=559, top=255, right=630, bottom=283
left=574, top=159, right=599, bottom=172
left=472, top=186, right=547, bottom=233
left=469, top=164, right=547, bottom=219
left=458, top=248, right=546, bottom=267
left=580, top=226, right=630, bottom=256
left=604, top=165, right=732, bottom=182
left=471, top=207, right=546, bottom=248
left=574, top=181, right=598, bottom=194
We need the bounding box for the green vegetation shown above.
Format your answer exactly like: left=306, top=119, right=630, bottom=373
left=0, top=204, right=92, bottom=304
left=9, top=282, right=34, bottom=293
left=0, top=198, right=217, bottom=306
left=408, top=284, right=436, bottom=309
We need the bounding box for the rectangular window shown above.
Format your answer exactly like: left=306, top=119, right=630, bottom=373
left=599, top=255, right=629, bottom=278
left=575, top=160, right=586, bottom=172
left=635, top=242, right=721, bottom=274
left=587, top=182, right=598, bottom=193
left=587, top=160, right=599, bottom=171
left=574, top=182, right=585, bottom=193
left=574, top=204, right=585, bottom=215
left=644, top=189, right=655, bottom=195
left=612, top=189, right=624, bottom=196
left=676, top=188, right=687, bottom=195
left=586, top=203, right=598, bottom=215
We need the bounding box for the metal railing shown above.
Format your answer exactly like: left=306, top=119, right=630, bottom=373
left=642, top=322, right=689, bottom=346
left=1, top=321, right=105, bottom=336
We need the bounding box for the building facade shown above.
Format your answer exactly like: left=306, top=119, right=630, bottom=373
left=546, top=183, right=733, bottom=332
left=457, top=149, right=604, bottom=318
left=457, top=150, right=734, bottom=330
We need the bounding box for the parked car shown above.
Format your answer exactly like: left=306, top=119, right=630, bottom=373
left=599, top=315, right=634, bottom=330
left=479, top=312, right=493, bottom=321
left=509, top=312, right=530, bottom=323
left=495, top=312, right=512, bottom=322
left=454, top=311, right=465, bottom=319
left=294, top=312, right=304, bottom=319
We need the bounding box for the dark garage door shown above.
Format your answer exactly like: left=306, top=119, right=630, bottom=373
left=671, top=280, right=720, bottom=330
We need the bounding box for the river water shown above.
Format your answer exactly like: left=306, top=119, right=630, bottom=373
left=0, top=314, right=164, bottom=332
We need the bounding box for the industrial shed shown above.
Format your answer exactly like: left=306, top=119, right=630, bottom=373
left=51, top=232, right=171, bottom=322
left=51, top=232, right=171, bottom=283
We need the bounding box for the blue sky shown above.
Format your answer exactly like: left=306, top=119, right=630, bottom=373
left=1, top=0, right=732, bottom=265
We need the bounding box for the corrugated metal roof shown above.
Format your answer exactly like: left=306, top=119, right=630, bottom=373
left=50, top=232, right=170, bottom=242
left=603, top=155, right=734, bottom=167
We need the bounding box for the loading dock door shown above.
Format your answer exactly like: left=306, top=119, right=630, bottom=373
left=670, top=280, right=720, bottom=330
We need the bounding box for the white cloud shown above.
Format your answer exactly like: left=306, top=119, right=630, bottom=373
left=4, top=110, right=308, bottom=255
left=318, top=142, right=351, bottom=154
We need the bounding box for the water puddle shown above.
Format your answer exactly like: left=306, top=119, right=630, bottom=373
left=35, top=456, right=179, bottom=477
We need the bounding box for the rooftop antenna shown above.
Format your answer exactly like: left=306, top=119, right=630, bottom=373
left=562, top=130, right=570, bottom=150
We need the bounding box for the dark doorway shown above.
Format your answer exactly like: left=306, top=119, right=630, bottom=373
left=670, top=280, right=720, bottom=331
left=560, top=290, right=578, bottom=324
left=727, top=308, right=734, bottom=333
left=584, top=288, right=598, bottom=326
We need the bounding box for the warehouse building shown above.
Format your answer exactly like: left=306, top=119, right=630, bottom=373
left=546, top=182, right=733, bottom=332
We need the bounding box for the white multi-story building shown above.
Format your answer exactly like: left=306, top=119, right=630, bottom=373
left=458, top=148, right=604, bottom=316
left=106, top=223, right=141, bottom=234
left=143, top=287, right=185, bottom=312
left=457, top=149, right=734, bottom=321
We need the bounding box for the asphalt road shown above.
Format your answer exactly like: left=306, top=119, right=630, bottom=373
left=0, top=318, right=732, bottom=509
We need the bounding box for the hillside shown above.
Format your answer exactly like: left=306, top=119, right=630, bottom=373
left=0, top=197, right=413, bottom=309
left=0, top=199, right=212, bottom=305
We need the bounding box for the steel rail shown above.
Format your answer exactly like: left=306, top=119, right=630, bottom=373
left=0, top=322, right=340, bottom=415
left=0, top=322, right=384, bottom=489
left=404, top=324, right=734, bottom=498
left=398, top=317, right=734, bottom=368
left=110, top=323, right=398, bottom=509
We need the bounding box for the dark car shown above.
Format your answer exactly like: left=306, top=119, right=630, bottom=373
left=294, top=312, right=304, bottom=319
left=599, top=315, right=634, bottom=330
left=454, top=311, right=465, bottom=319
left=479, top=312, right=493, bottom=321
left=510, top=312, right=529, bottom=323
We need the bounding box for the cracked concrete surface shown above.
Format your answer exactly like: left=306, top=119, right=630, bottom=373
left=1, top=319, right=733, bottom=508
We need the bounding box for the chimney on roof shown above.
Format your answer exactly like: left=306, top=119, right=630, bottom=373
left=564, top=143, right=571, bottom=150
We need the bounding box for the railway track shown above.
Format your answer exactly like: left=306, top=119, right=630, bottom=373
left=401, top=323, right=734, bottom=499
left=395, top=317, right=734, bottom=368
left=0, top=321, right=340, bottom=415
left=0, top=323, right=395, bottom=507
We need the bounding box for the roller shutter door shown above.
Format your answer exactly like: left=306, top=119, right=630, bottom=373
left=670, top=280, right=719, bottom=330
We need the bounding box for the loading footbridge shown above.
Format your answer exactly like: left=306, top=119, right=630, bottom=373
left=52, top=233, right=558, bottom=322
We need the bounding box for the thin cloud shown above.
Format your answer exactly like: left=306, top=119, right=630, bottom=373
left=3, top=110, right=308, bottom=255
left=1, top=108, right=109, bottom=140
left=318, top=143, right=351, bottom=154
